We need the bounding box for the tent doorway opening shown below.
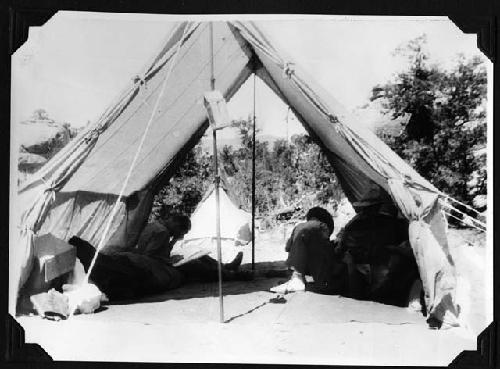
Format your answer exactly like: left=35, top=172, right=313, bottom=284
left=147, top=71, right=421, bottom=311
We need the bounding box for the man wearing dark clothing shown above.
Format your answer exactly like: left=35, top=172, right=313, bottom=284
left=69, top=214, right=246, bottom=301
left=271, top=205, right=419, bottom=307
left=271, top=207, right=347, bottom=294
left=71, top=237, right=184, bottom=301
left=337, top=203, right=418, bottom=306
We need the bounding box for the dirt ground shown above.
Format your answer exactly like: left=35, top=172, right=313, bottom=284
left=447, top=227, right=492, bottom=335
left=16, top=225, right=489, bottom=365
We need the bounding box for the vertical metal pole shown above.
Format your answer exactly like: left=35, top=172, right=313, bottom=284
left=251, top=73, right=256, bottom=271
left=210, top=22, right=224, bottom=323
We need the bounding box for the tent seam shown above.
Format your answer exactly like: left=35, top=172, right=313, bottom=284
left=77, top=37, right=249, bottom=194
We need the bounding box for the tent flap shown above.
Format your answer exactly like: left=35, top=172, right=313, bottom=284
left=408, top=218, right=459, bottom=326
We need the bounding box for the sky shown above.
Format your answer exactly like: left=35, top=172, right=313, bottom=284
left=11, top=13, right=486, bottom=141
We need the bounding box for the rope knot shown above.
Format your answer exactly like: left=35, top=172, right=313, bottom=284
left=133, top=74, right=146, bottom=86
left=84, top=126, right=104, bottom=144
left=329, top=115, right=339, bottom=124
left=283, top=62, right=295, bottom=79
left=40, top=177, right=56, bottom=196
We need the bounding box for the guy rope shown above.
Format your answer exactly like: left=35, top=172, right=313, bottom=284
left=71, top=23, right=192, bottom=316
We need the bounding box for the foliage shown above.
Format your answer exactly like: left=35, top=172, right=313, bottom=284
left=150, top=146, right=212, bottom=221
left=32, top=108, right=50, bottom=121
left=151, top=119, right=343, bottom=223
left=371, top=35, right=487, bottom=210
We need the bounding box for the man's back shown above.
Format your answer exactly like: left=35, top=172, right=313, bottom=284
left=286, top=220, right=331, bottom=252
left=135, top=221, right=172, bottom=258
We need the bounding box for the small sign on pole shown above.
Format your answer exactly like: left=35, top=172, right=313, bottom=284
left=204, top=90, right=231, bottom=128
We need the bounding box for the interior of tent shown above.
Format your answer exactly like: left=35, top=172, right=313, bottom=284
left=12, top=20, right=460, bottom=328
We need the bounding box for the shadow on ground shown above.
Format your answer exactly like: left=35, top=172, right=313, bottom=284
left=108, top=261, right=291, bottom=305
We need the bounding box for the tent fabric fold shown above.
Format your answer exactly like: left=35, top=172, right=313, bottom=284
left=12, top=118, right=104, bottom=314
left=12, top=20, right=460, bottom=327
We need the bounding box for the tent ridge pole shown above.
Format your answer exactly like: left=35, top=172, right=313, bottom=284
left=210, top=21, right=224, bottom=324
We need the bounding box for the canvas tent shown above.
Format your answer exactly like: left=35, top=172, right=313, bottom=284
left=12, top=21, right=459, bottom=327
left=170, top=185, right=252, bottom=264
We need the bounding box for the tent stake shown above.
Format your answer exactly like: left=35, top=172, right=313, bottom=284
left=209, top=21, right=225, bottom=324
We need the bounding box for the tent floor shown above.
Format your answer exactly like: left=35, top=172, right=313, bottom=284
left=17, top=275, right=476, bottom=365
left=16, top=227, right=487, bottom=365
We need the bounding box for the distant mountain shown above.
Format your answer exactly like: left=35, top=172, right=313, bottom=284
left=257, top=134, right=283, bottom=147
left=198, top=100, right=408, bottom=154
left=17, top=113, right=81, bottom=180
left=199, top=133, right=282, bottom=153
left=18, top=118, right=71, bottom=154
left=199, top=136, right=242, bottom=153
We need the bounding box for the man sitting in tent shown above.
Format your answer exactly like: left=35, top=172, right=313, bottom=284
left=69, top=214, right=246, bottom=301
left=271, top=205, right=420, bottom=307
left=270, top=207, right=347, bottom=295
left=337, top=202, right=419, bottom=306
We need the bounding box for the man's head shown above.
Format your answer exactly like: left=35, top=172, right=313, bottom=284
left=164, top=214, right=191, bottom=239
left=306, top=207, right=334, bottom=235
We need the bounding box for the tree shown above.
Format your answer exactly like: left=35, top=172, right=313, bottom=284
left=151, top=117, right=344, bottom=226
left=62, top=122, right=82, bottom=140
left=150, top=147, right=212, bottom=221
left=371, top=35, right=487, bottom=211
left=31, top=108, right=50, bottom=121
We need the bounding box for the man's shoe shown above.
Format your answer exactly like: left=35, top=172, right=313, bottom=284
left=270, top=276, right=306, bottom=294
left=224, top=251, right=243, bottom=271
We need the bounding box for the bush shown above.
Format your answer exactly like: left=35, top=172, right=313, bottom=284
left=371, top=35, right=487, bottom=211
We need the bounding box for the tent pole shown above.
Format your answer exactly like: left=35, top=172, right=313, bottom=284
left=251, top=73, right=256, bottom=271
left=209, top=21, right=225, bottom=324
